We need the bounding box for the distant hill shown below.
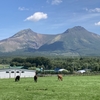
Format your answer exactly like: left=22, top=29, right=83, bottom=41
left=0, top=29, right=54, bottom=52
left=0, top=26, right=100, bottom=56
left=38, top=26, right=100, bottom=56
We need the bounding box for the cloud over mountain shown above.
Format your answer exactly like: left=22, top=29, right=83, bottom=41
left=95, top=21, right=100, bottom=26
left=86, top=8, right=100, bottom=13
left=24, top=12, right=48, bottom=22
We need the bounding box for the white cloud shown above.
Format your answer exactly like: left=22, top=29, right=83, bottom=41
left=95, top=21, right=100, bottom=26
left=18, top=7, right=29, bottom=11
left=89, top=8, right=100, bottom=12
left=52, top=0, right=62, bottom=5
left=24, top=12, right=48, bottom=22
left=84, top=8, right=100, bottom=13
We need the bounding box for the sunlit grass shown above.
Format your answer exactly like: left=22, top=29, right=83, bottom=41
left=0, top=64, right=9, bottom=69
left=0, top=75, right=100, bottom=100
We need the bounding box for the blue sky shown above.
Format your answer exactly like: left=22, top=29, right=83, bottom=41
left=0, top=0, right=100, bottom=40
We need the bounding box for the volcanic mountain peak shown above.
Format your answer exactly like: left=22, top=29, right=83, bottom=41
left=12, top=28, right=37, bottom=38
left=0, top=26, right=100, bottom=56
left=72, top=26, right=86, bottom=30
left=64, top=26, right=87, bottom=33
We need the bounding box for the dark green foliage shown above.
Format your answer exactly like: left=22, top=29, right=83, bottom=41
left=1, top=55, right=100, bottom=73
left=10, top=57, right=51, bottom=69
left=9, top=56, right=100, bottom=73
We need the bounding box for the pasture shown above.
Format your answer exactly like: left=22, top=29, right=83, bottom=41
left=0, top=75, right=100, bottom=100
left=0, top=64, right=9, bottom=69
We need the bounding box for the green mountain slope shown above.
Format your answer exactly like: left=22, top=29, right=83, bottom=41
left=39, top=26, right=100, bottom=56
left=0, top=26, right=100, bottom=56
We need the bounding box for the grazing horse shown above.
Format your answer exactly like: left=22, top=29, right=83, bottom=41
left=15, top=75, right=20, bottom=82
left=57, top=74, right=63, bottom=81
left=34, top=73, right=38, bottom=82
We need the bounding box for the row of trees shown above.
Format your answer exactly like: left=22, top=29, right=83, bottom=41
left=9, top=57, right=100, bottom=73
left=10, top=57, right=51, bottom=69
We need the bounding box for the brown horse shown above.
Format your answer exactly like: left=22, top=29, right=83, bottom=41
left=57, top=74, right=63, bottom=81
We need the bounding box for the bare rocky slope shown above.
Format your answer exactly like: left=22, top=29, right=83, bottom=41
left=0, top=29, right=54, bottom=52
left=0, top=26, right=100, bottom=56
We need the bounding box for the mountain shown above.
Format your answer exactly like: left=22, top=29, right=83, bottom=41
left=38, top=26, right=100, bottom=56
left=0, top=26, right=100, bottom=56
left=0, top=29, right=54, bottom=52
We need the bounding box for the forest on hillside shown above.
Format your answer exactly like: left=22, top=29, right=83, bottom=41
left=0, top=56, right=99, bottom=74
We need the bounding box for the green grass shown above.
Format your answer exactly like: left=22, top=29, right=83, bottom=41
left=0, top=75, right=100, bottom=100
left=0, top=64, right=9, bottom=69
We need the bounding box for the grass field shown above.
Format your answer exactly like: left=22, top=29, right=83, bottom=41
left=0, top=75, right=100, bottom=100
left=0, top=64, right=9, bottom=69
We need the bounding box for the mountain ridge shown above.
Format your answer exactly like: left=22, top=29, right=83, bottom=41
left=0, top=26, right=100, bottom=56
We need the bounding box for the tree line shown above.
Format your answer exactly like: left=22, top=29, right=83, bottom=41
left=9, top=57, right=100, bottom=73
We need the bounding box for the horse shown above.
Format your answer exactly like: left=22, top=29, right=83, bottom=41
left=57, top=74, right=63, bottom=81
left=15, top=75, right=20, bottom=82
left=34, top=75, right=37, bottom=82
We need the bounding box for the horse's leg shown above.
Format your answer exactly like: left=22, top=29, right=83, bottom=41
left=61, top=77, right=63, bottom=81
left=58, top=76, right=60, bottom=80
